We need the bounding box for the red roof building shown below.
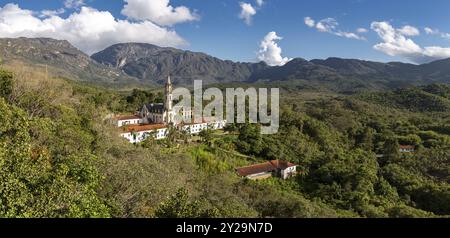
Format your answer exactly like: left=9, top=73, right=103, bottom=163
left=399, top=145, right=415, bottom=153
left=124, top=124, right=167, bottom=133
left=114, top=115, right=142, bottom=121
left=236, top=160, right=298, bottom=180
left=114, top=115, right=143, bottom=127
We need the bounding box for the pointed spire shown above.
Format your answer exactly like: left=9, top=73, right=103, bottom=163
left=167, top=74, right=172, bottom=85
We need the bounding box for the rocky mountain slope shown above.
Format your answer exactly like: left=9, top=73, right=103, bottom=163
left=92, top=43, right=450, bottom=91
left=0, top=37, right=136, bottom=84
left=91, top=43, right=268, bottom=85
left=2, top=37, right=450, bottom=92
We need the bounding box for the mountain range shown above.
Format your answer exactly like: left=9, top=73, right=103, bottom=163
left=0, top=37, right=136, bottom=84
left=1, top=37, right=450, bottom=92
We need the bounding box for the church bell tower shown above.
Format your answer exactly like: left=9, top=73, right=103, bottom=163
left=164, top=75, right=174, bottom=124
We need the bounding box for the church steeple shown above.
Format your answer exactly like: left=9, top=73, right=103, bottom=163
left=166, top=74, right=172, bottom=86
left=164, top=75, right=173, bottom=113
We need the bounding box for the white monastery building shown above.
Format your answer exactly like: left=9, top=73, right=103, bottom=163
left=114, top=115, right=143, bottom=127
left=113, top=75, right=226, bottom=143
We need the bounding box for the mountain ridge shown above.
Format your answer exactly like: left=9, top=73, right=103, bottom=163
left=91, top=42, right=269, bottom=85
left=1, top=37, right=450, bottom=92
left=0, top=37, right=137, bottom=84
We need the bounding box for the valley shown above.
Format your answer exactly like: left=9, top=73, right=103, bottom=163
left=0, top=50, right=449, bottom=217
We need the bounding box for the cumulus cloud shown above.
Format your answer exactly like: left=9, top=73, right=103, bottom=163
left=397, top=25, right=420, bottom=36
left=305, top=17, right=365, bottom=40
left=64, top=0, right=85, bottom=9
left=304, top=17, right=315, bottom=28
left=371, top=21, right=450, bottom=63
left=239, top=2, right=257, bottom=25
left=121, top=0, right=199, bottom=26
left=371, top=22, right=422, bottom=57
left=424, top=27, right=436, bottom=34
left=0, top=3, right=187, bottom=54
left=257, top=31, right=292, bottom=66
left=424, top=27, right=450, bottom=40
left=423, top=46, right=450, bottom=59
left=39, top=8, right=65, bottom=18
left=239, top=1, right=265, bottom=26
left=316, top=18, right=338, bottom=33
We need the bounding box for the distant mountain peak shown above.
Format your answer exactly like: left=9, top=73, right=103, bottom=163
left=1, top=37, right=449, bottom=91
left=0, top=37, right=134, bottom=84
left=91, top=42, right=268, bottom=85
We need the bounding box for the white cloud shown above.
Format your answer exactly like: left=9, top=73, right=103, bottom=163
left=0, top=3, right=187, bottom=54
left=64, top=0, right=85, bottom=9
left=305, top=17, right=365, bottom=40
left=442, top=33, right=450, bottom=40
left=40, top=8, right=65, bottom=18
left=121, top=0, right=199, bottom=26
left=256, top=0, right=264, bottom=7
left=371, top=22, right=422, bottom=57
left=424, top=27, right=450, bottom=40
left=335, top=31, right=365, bottom=40
left=424, top=27, right=437, bottom=35
left=239, top=1, right=265, bottom=26
left=257, top=31, right=292, bottom=66
left=397, top=25, right=420, bottom=36
left=239, top=2, right=256, bottom=25
left=304, top=17, right=315, bottom=28
left=357, top=27, right=368, bottom=33
left=316, top=18, right=338, bottom=33
left=423, top=46, right=450, bottom=59
left=371, top=21, right=450, bottom=63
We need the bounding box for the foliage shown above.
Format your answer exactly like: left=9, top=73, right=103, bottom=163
left=0, top=70, right=13, bottom=99
left=0, top=98, right=108, bottom=217
left=0, top=66, right=448, bottom=218
left=155, top=188, right=219, bottom=218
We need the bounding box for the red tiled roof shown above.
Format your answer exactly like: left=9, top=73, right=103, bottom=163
left=123, top=124, right=167, bottom=133
left=115, top=115, right=142, bottom=121
left=236, top=160, right=298, bottom=177
left=181, top=117, right=223, bottom=125
left=236, top=163, right=276, bottom=177
left=269, top=160, right=297, bottom=170
left=399, top=145, right=415, bottom=149
left=183, top=118, right=208, bottom=125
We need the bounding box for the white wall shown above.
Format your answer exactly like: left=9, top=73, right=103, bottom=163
left=121, top=128, right=168, bottom=143
left=281, top=166, right=297, bottom=179
left=117, top=118, right=142, bottom=127
left=120, top=120, right=227, bottom=143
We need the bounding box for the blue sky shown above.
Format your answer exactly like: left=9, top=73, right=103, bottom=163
left=1, top=0, right=450, bottom=65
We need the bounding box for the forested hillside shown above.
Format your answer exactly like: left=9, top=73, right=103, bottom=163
left=0, top=66, right=449, bottom=218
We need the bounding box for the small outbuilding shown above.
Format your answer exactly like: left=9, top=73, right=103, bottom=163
left=236, top=160, right=298, bottom=180
left=399, top=145, right=415, bottom=153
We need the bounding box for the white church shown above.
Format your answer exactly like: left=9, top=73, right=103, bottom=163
left=139, top=75, right=192, bottom=125
left=113, top=76, right=226, bottom=143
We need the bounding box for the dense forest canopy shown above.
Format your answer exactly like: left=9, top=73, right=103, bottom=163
left=0, top=65, right=449, bottom=218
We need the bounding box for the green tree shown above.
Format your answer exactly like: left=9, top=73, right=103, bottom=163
left=0, top=98, right=109, bottom=217
left=236, top=123, right=263, bottom=155
left=383, top=137, right=400, bottom=161
left=0, top=70, right=13, bottom=100
left=155, top=188, right=219, bottom=218
left=356, top=127, right=375, bottom=151
left=199, top=129, right=213, bottom=145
